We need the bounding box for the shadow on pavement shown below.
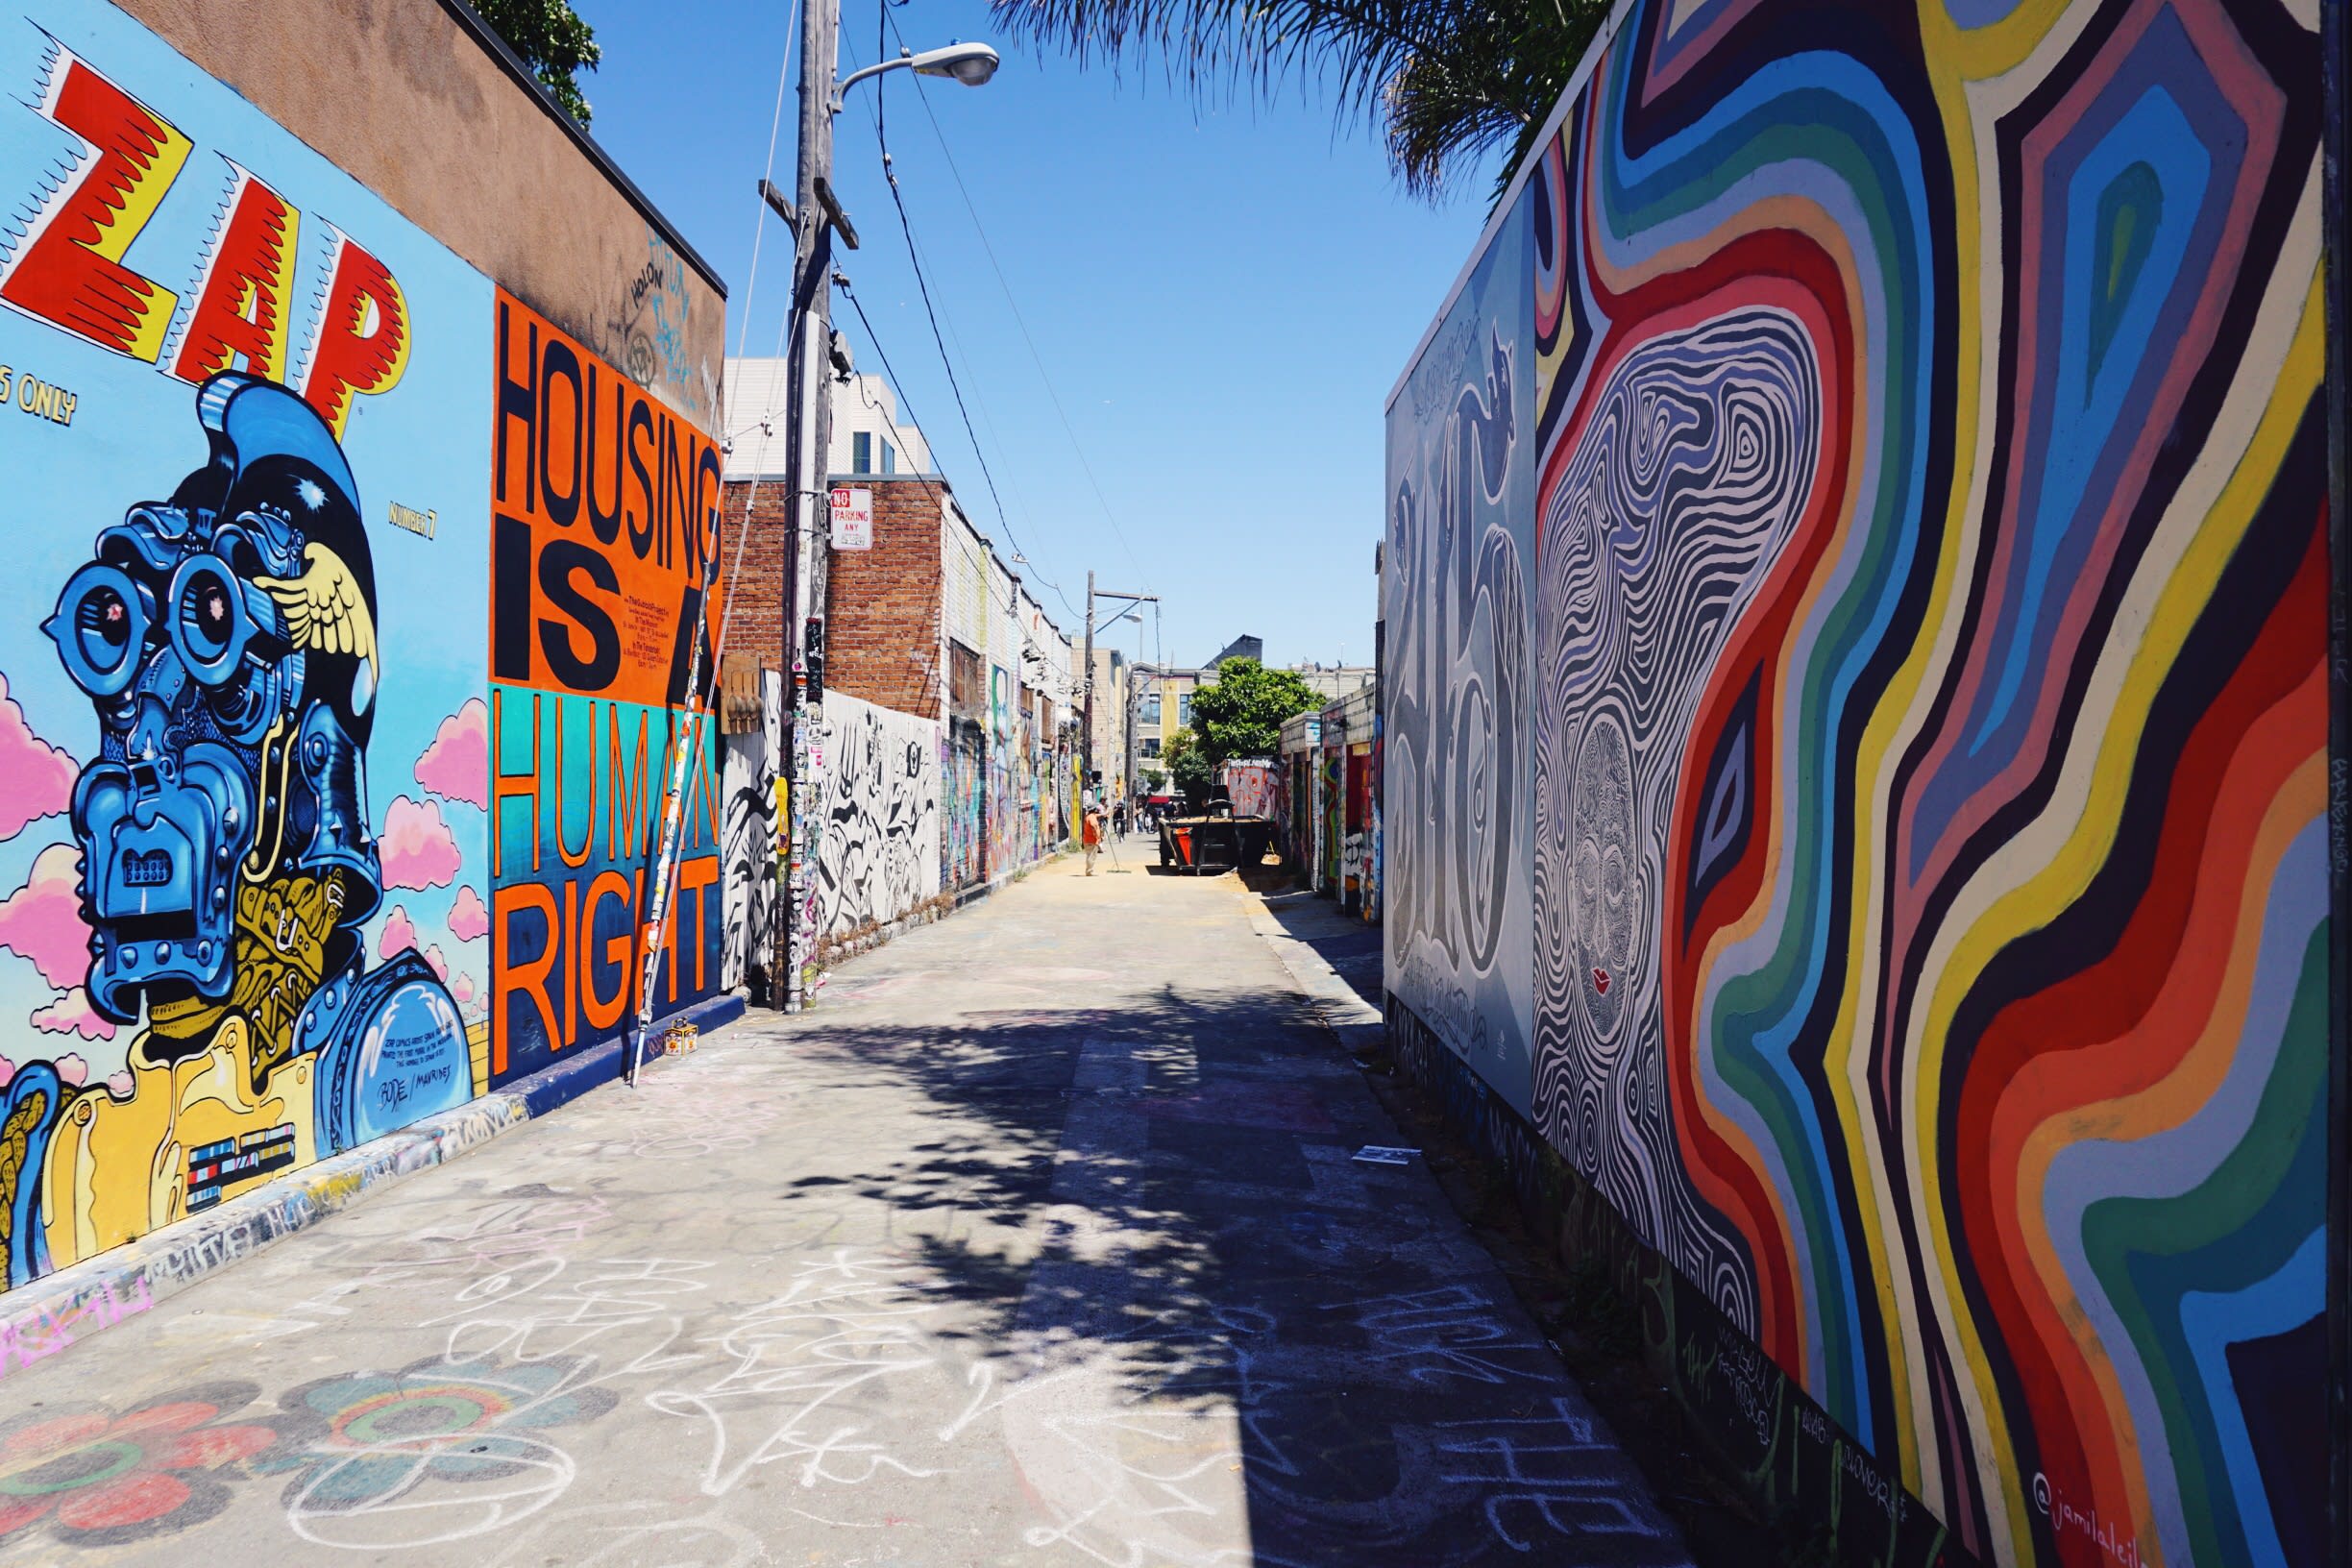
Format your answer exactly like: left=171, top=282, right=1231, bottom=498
left=786, top=978, right=1693, bottom=1567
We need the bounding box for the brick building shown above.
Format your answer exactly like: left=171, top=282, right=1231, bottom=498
left=720, top=459, right=1078, bottom=917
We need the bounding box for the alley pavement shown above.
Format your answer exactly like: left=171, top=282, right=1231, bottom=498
left=0, top=840, right=1691, bottom=1567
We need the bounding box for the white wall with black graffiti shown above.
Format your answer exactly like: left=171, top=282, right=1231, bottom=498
left=1382, top=195, right=1537, bottom=1116
left=722, top=672, right=783, bottom=993
left=816, top=693, right=943, bottom=937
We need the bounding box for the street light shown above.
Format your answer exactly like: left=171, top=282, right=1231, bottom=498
left=835, top=42, right=1001, bottom=109
left=772, top=10, right=1002, bottom=1016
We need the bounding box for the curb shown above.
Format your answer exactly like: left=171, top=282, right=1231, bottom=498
left=0, top=992, right=747, bottom=1379
left=1240, top=892, right=1385, bottom=1040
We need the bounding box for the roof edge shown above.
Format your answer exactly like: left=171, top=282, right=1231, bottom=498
left=1384, top=0, right=1638, bottom=414
left=433, top=0, right=727, bottom=299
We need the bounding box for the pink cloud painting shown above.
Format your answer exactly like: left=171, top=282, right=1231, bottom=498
left=2, top=1053, right=93, bottom=1090
left=378, top=904, right=420, bottom=961
left=0, top=1051, right=91, bottom=1089
left=0, top=673, right=76, bottom=842
left=448, top=884, right=490, bottom=943
left=422, top=944, right=450, bottom=982
left=0, top=843, right=92, bottom=990
left=415, top=698, right=489, bottom=810
left=32, top=986, right=114, bottom=1041
left=380, top=796, right=461, bottom=890
left=452, top=971, right=477, bottom=1005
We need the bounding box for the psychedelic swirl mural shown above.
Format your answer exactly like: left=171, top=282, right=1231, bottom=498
left=1384, top=0, right=2334, bottom=1563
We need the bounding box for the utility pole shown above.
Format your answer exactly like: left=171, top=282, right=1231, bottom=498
left=779, top=0, right=840, bottom=1014
left=1082, top=581, right=1158, bottom=808
left=1082, top=571, right=1094, bottom=792
left=770, top=24, right=993, bottom=1003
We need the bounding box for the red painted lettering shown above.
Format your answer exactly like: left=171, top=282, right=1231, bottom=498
left=299, top=224, right=407, bottom=436
left=170, top=160, right=298, bottom=383
left=0, top=43, right=190, bottom=359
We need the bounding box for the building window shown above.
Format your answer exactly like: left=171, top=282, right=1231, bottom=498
left=882, top=439, right=895, bottom=475
left=1139, top=693, right=1160, bottom=724
left=1177, top=692, right=1192, bottom=725
left=852, top=431, right=872, bottom=474
left=1141, top=738, right=1161, bottom=759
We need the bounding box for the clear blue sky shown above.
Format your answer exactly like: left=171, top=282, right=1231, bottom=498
left=573, top=0, right=1502, bottom=672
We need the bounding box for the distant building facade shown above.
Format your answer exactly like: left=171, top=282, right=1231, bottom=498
left=1134, top=649, right=1372, bottom=772
left=722, top=365, right=931, bottom=480
left=722, top=392, right=1080, bottom=969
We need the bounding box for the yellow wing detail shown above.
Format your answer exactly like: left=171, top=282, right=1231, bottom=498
left=258, top=543, right=376, bottom=664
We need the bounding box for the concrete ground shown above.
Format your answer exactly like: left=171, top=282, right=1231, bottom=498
left=0, top=841, right=1691, bottom=1567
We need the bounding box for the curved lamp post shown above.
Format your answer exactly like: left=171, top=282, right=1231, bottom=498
left=835, top=42, right=1001, bottom=109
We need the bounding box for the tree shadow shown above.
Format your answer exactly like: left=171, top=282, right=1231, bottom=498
left=1254, top=890, right=1385, bottom=1011
left=777, top=978, right=1693, bottom=1567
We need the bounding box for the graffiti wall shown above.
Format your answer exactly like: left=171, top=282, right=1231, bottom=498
left=945, top=718, right=985, bottom=891
left=1384, top=0, right=2336, bottom=1563
left=815, top=692, right=940, bottom=938
left=1384, top=181, right=1538, bottom=1112
left=485, top=292, right=723, bottom=1086
left=1318, top=744, right=1343, bottom=900
left=0, top=2, right=491, bottom=1288
left=1341, top=744, right=1373, bottom=912
left=1218, top=761, right=1281, bottom=821
left=720, top=669, right=780, bottom=995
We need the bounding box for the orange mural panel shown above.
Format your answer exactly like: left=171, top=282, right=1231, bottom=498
left=489, top=289, right=722, bottom=709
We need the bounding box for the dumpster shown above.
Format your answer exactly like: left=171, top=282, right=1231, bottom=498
left=1158, top=805, right=1274, bottom=874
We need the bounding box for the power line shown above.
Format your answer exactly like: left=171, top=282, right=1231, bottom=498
left=836, top=273, right=1080, bottom=638
left=870, top=87, right=1030, bottom=597
left=881, top=7, right=1151, bottom=590
left=730, top=0, right=799, bottom=367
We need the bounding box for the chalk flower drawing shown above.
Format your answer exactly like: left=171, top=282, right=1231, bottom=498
left=263, top=1353, right=617, bottom=1527
left=0, top=1382, right=284, bottom=1547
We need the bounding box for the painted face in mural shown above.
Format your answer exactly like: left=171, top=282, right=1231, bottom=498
left=1567, top=710, right=1634, bottom=1039
left=46, top=374, right=384, bottom=1069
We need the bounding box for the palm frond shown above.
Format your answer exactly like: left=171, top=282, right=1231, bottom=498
left=991, top=0, right=1611, bottom=200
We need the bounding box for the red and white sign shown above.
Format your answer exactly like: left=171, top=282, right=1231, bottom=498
left=829, top=486, right=873, bottom=551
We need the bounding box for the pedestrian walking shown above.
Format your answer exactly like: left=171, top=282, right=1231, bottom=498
left=1082, top=773, right=1104, bottom=875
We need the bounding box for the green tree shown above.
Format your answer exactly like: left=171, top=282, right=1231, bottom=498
left=1141, top=768, right=1168, bottom=796
left=989, top=0, right=1611, bottom=199
left=1188, top=658, right=1319, bottom=766
left=1163, top=728, right=1213, bottom=804
left=477, top=0, right=601, bottom=125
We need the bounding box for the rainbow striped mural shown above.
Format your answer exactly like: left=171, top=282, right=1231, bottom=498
left=1384, top=0, right=2336, bottom=1562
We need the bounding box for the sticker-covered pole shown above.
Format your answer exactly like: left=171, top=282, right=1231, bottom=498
left=779, top=0, right=841, bottom=1014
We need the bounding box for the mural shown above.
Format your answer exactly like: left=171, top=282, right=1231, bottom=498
left=1361, top=722, right=1382, bottom=922
left=1384, top=0, right=2335, bottom=1564
left=986, top=663, right=1017, bottom=875
left=1318, top=745, right=1343, bottom=902
left=485, top=291, right=723, bottom=1086
left=0, top=4, right=490, bottom=1290
left=1218, top=760, right=1282, bottom=821
left=1384, top=185, right=1538, bottom=1114
left=815, top=692, right=941, bottom=937
left=720, top=669, right=780, bottom=995
left=945, top=719, right=985, bottom=891
left=1342, top=743, right=1374, bottom=912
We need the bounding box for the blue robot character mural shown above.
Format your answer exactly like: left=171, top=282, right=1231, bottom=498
left=3, top=373, right=472, bottom=1287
